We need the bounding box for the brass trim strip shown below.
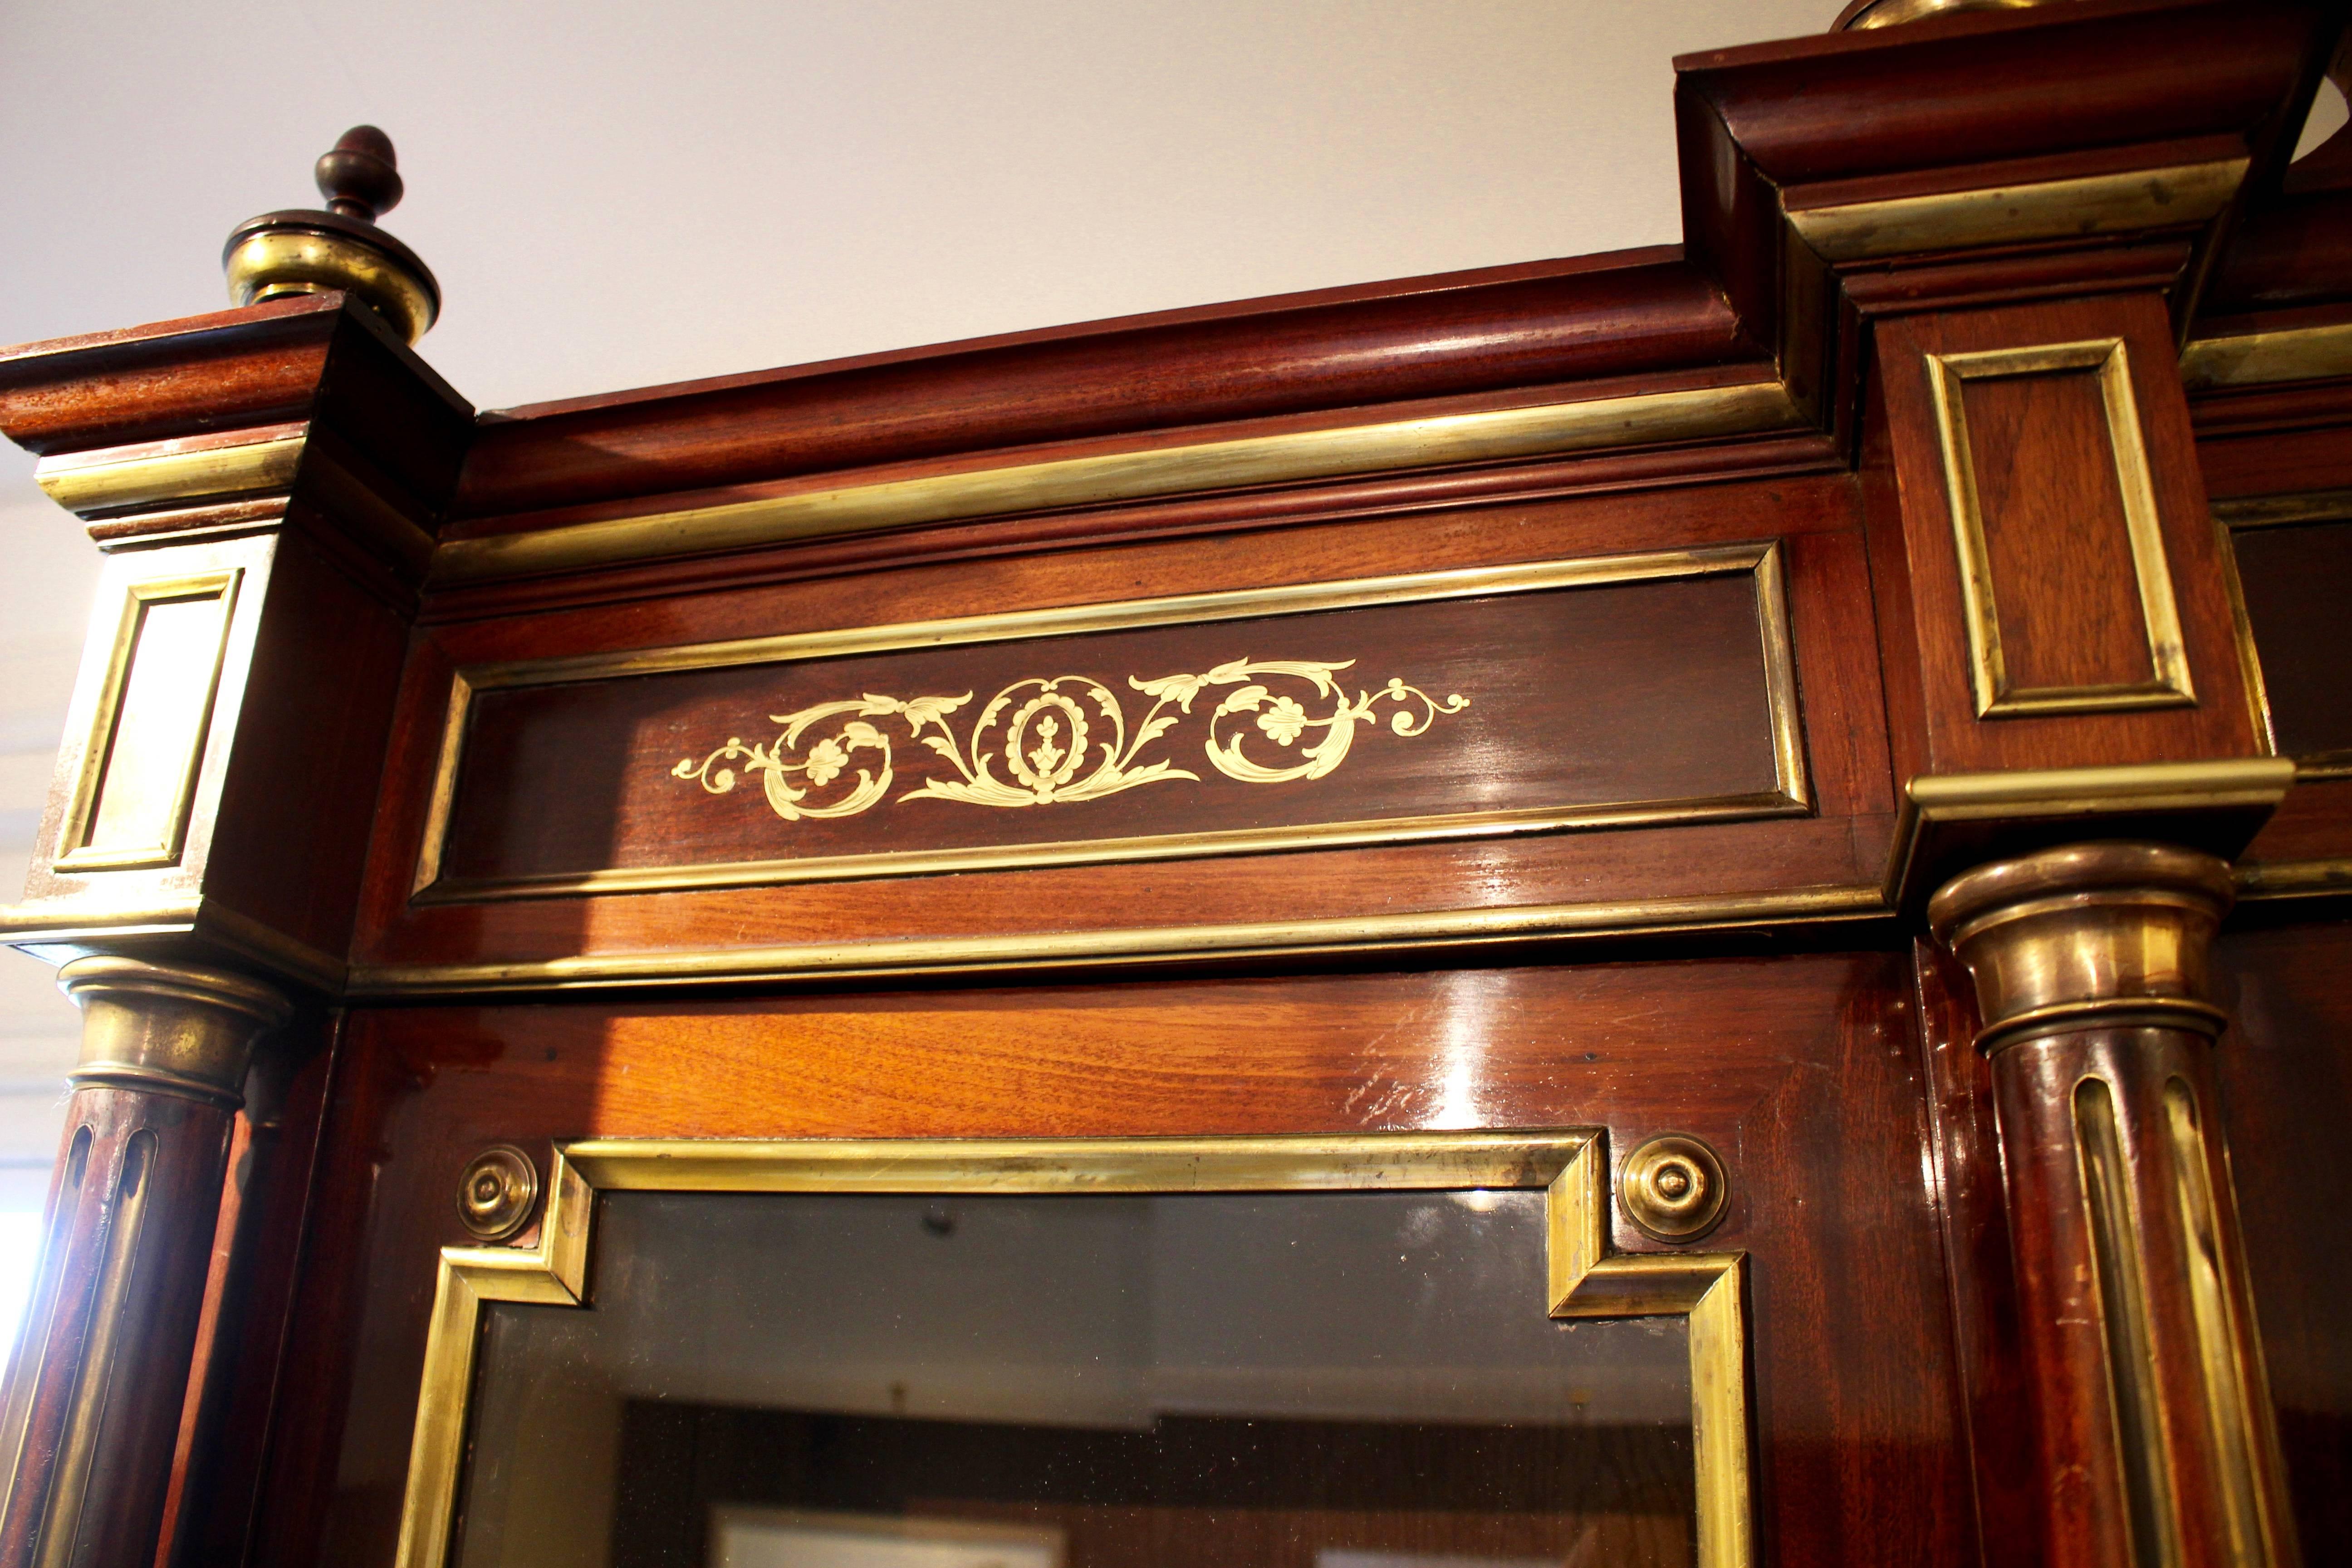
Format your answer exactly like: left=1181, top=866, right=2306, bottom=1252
left=2075, top=1077, right=2184, bottom=1568
left=349, top=882, right=1887, bottom=996
left=1926, top=339, right=2193, bottom=719
left=2211, top=513, right=2279, bottom=758
left=2161, top=1080, right=2290, bottom=1568
left=34, top=434, right=305, bottom=518
left=33, top=1128, right=157, bottom=1568
left=52, top=570, right=243, bottom=876
left=2180, top=320, right=2352, bottom=393
left=1787, top=159, right=2245, bottom=265
left=428, top=379, right=1804, bottom=584
left=392, top=1132, right=1752, bottom=1568
left=413, top=543, right=1811, bottom=902
left=2235, top=857, right=2352, bottom=901
left=2208, top=490, right=2352, bottom=530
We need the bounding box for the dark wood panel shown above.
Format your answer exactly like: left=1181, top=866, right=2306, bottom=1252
left=255, top=951, right=1970, bottom=1568
left=2212, top=921, right=2352, bottom=1563
left=609, top=1406, right=1694, bottom=1568
left=2231, top=518, right=2352, bottom=759
left=359, top=476, right=1893, bottom=974
left=436, top=571, right=1784, bottom=896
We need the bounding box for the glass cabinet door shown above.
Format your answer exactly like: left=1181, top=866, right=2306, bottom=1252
left=447, top=1180, right=1702, bottom=1568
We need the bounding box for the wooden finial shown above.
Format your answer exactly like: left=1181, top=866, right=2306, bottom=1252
left=315, top=125, right=405, bottom=222
left=223, top=125, right=440, bottom=343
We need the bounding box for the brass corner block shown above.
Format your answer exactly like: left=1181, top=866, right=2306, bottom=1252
left=1927, top=841, right=2235, bottom=1053
left=56, top=955, right=292, bottom=1108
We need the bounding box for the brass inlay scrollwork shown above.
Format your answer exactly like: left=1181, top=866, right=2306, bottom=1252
left=671, top=660, right=1469, bottom=824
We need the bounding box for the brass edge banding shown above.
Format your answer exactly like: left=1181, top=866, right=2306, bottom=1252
left=2181, top=320, right=2352, bottom=393
left=2211, top=513, right=2278, bottom=756
left=425, top=794, right=1811, bottom=905
left=1925, top=339, right=2193, bottom=719
left=412, top=542, right=1810, bottom=901
left=429, top=379, right=1804, bottom=584
left=2208, top=490, right=2352, bottom=529
left=1975, top=997, right=2230, bottom=1054
left=350, top=883, right=1887, bottom=996
left=393, top=1132, right=1753, bottom=1568
left=2235, top=858, right=2352, bottom=901
left=36, top=435, right=307, bottom=518
left=1786, top=158, right=2246, bottom=265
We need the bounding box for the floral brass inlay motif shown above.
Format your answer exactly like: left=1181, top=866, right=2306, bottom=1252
left=671, top=659, right=1470, bottom=823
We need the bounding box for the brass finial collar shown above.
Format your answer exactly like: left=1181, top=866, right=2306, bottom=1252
left=1929, top=842, right=2237, bottom=1054
left=223, top=126, right=439, bottom=343
left=1833, top=0, right=2053, bottom=28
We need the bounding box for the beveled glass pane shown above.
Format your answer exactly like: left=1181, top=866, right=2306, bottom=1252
left=454, top=1190, right=1695, bottom=1568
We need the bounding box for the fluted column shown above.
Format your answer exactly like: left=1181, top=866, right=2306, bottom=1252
left=1930, top=843, right=2298, bottom=1568
left=0, top=958, right=287, bottom=1568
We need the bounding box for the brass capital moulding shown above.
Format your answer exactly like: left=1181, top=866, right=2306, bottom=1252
left=34, top=426, right=307, bottom=519
left=393, top=1132, right=1751, bottom=1568
left=1928, top=841, right=2236, bottom=1054
left=1884, top=756, right=2294, bottom=910
left=56, top=955, right=291, bottom=1108
left=1784, top=158, right=2245, bottom=266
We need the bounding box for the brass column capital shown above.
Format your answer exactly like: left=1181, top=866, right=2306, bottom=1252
left=57, top=956, right=292, bottom=1108
left=1927, top=840, right=2236, bottom=1053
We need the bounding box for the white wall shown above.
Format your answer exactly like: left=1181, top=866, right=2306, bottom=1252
left=0, top=0, right=1841, bottom=1190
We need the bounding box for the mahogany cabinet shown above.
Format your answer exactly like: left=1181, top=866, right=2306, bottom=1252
left=0, top=3, right=2347, bottom=1565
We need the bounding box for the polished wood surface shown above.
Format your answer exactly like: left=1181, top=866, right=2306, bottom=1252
left=266, top=951, right=1970, bottom=1568
left=0, top=1091, right=236, bottom=1568
left=0, top=5, right=2344, bottom=1567
left=2214, top=922, right=2352, bottom=1558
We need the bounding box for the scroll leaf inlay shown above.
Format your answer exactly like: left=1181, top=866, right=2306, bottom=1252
left=671, top=659, right=1470, bottom=824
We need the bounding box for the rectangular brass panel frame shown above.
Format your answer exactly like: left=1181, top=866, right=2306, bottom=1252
left=410, top=541, right=1811, bottom=902
left=392, top=1131, right=1750, bottom=1568
left=1925, top=338, right=2194, bottom=719
left=51, top=569, right=242, bottom=874
left=2209, top=493, right=2352, bottom=780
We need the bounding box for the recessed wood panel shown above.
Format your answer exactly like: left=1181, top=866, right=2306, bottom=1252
left=2228, top=517, right=2352, bottom=768
left=417, top=546, right=1804, bottom=902
left=1926, top=339, right=2191, bottom=718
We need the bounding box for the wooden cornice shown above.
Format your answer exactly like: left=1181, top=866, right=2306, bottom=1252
left=0, top=0, right=2341, bottom=596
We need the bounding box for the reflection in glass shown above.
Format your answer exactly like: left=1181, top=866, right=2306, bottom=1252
left=456, top=1190, right=1694, bottom=1568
